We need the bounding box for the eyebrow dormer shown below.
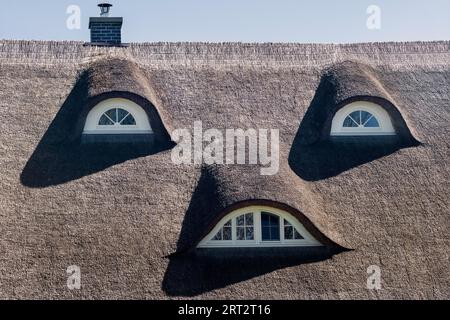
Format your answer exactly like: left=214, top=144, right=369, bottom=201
left=294, top=61, right=419, bottom=146
left=76, top=58, right=173, bottom=147
left=289, top=61, right=420, bottom=181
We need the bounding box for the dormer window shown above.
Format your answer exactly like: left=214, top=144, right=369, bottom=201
left=331, top=101, right=395, bottom=136
left=82, top=98, right=154, bottom=143
left=98, top=108, right=137, bottom=126
left=198, top=206, right=322, bottom=248
left=342, top=110, right=379, bottom=128
left=84, top=98, right=152, bottom=135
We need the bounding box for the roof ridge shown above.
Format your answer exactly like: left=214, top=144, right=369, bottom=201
left=0, top=39, right=449, bottom=67
left=0, top=39, right=449, bottom=50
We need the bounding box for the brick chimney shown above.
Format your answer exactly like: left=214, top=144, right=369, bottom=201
left=89, top=3, right=123, bottom=45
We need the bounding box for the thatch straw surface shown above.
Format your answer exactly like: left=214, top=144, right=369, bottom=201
left=0, top=40, right=448, bottom=299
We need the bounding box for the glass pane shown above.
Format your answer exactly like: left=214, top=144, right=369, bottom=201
left=270, top=214, right=279, bottom=226
left=365, top=116, right=380, bottom=128
left=246, top=227, right=254, bottom=240
left=223, top=226, right=232, bottom=240
left=261, top=212, right=270, bottom=227
left=261, top=227, right=270, bottom=241
left=350, top=111, right=362, bottom=125
left=121, top=114, right=136, bottom=125
left=294, top=229, right=304, bottom=240
left=212, top=219, right=231, bottom=241
left=105, top=109, right=117, bottom=123
left=262, top=226, right=279, bottom=241
left=284, top=219, right=292, bottom=227
left=245, top=213, right=253, bottom=226
left=212, top=229, right=222, bottom=241
left=261, top=213, right=280, bottom=241
left=284, top=226, right=293, bottom=239
left=271, top=226, right=280, bottom=240
left=360, top=111, right=372, bottom=124
left=236, top=226, right=245, bottom=240
left=117, top=108, right=129, bottom=123
left=236, top=215, right=245, bottom=226
left=98, top=114, right=114, bottom=125
left=343, top=116, right=357, bottom=127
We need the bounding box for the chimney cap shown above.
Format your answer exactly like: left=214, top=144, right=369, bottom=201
left=98, top=2, right=113, bottom=8
left=98, top=2, right=113, bottom=17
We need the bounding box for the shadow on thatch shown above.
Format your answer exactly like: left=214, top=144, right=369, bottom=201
left=172, top=166, right=226, bottom=254
left=20, top=143, right=172, bottom=188
left=162, top=247, right=344, bottom=297
left=289, top=67, right=420, bottom=182
left=289, top=138, right=417, bottom=182
left=162, top=167, right=347, bottom=296
left=20, top=71, right=173, bottom=188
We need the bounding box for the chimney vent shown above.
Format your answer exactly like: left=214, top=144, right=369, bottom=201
left=88, top=2, right=123, bottom=46
left=98, top=3, right=113, bottom=17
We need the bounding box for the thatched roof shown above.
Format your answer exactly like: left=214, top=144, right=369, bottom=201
left=0, top=40, right=449, bottom=299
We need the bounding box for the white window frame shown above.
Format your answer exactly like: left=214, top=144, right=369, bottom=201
left=330, top=101, right=395, bottom=136
left=197, top=206, right=323, bottom=248
left=83, top=98, right=153, bottom=135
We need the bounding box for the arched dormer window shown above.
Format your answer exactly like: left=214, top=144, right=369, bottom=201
left=83, top=98, right=152, bottom=135
left=330, top=101, right=395, bottom=136
left=198, top=206, right=322, bottom=248
left=98, top=108, right=137, bottom=126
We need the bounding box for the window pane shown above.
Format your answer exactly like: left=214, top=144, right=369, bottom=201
left=360, top=111, right=371, bottom=124
left=350, top=111, right=361, bottom=125
left=269, top=214, right=279, bottom=226
left=98, top=114, right=114, bottom=125
left=105, top=109, right=117, bottom=123
left=212, top=230, right=222, bottom=241
left=343, top=116, right=358, bottom=127
left=271, top=214, right=279, bottom=226
left=246, top=226, right=254, bottom=240
left=245, top=213, right=253, bottom=226
left=120, top=114, right=136, bottom=125
left=294, top=229, right=304, bottom=240
left=223, top=226, right=232, bottom=240
left=212, top=219, right=232, bottom=241
left=284, top=226, right=293, bottom=239
left=271, top=226, right=280, bottom=240
left=236, top=226, right=245, bottom=240
left=236, top=215, right=245, bottom=226
left=284, top=219, right=305, bottom=240
left=236, top=213, right=254, bottom=241
left=261, top=227, right=270, bottom=241
left=261, top=213, right=280, bottom=241
left=117, top=108, right=129, bottom=123
left=364, top=116, right=380, bottom=128
left=261, top=213, right=270, bottom=227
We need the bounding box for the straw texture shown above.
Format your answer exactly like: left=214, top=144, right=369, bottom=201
left=0, top=40, right=448, bottom=299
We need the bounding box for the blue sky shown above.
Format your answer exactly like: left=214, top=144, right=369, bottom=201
left=1, top=0, right=449, bottom=43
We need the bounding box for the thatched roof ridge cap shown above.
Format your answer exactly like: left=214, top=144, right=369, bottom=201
left=129, top=40, right=450, bottom=55
left=0, top=39, right=449, bottom=55
left=1, top=40, right=448, bottom=69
